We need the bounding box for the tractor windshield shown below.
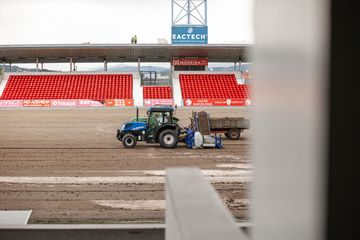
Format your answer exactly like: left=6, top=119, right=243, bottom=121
left=148, top=112, right=161, bottom=128
left=163, top=112, right=171, bottom=123
left=148, top=111, right=172, bottom=128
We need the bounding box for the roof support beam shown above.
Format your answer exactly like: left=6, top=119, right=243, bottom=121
left=69, top=58, right=73, bottom=72
left=0, top=44, right=252, bottom=63
left=2, top=61, right=5, bottom=75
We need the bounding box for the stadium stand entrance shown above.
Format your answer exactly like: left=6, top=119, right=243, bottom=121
left=140, top=71, right=157, bottom=86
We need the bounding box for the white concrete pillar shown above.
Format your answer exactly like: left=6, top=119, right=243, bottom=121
left=137, top=58, right=141, bottom=73
left=2, top=61, right=5, bottom=74
left=36, top=58, right=39, bottom=72
left=9, top=63, right=12, bottom=72
left=69, top=58, right=73, bottom=72
left=239, top=60, right=243, bottom=84
left=104, top=59, right=108, bottom=71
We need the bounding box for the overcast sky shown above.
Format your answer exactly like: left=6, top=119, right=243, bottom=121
left=0, top=0, right=253, bottom=44
left=0, top=0, right=253, bottom=70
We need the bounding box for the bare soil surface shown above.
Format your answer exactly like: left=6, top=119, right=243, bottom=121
left=0, top=107, right=252, bottom=223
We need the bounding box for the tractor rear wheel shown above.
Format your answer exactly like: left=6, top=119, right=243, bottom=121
left=159, top=129, right=178, bottom=149
left=122, top=134, right=137, bottom=148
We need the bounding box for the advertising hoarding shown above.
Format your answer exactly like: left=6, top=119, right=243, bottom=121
left=184, top=98, right=252, bottom=107
left=172, top=58, right=208, bottom=66
left=172, top=26, right=208, bottom=44
left=0, top=100, right=23, bottom=107
left=23, top=100, right=51, bottom=107
left=104, top=99, right=134, bottom=107
left=144, top=99, right=174, bottom=107
left=51, top=99, right=77, bottom=107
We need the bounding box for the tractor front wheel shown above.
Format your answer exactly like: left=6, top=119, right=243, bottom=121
left=122, top=134, right=137, bottom=148
left=159, top=129, right=178, bottom=149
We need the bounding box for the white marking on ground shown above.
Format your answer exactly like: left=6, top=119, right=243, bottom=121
left=215, top=155, right=242, bottom=160
left=0, top=176, right=163, bottom=184
left=144, top=170, right=252, bottom=176
left=92, top=199, right=250, bottom=210
left=0, top=176, right=251, bottom=185
left=0, top=169, right=252, bottom=175
left=215, top=164, right=253, bottom=169
left=93, top=200, right=165, bottom=210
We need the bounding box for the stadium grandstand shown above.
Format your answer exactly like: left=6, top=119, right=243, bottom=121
left=0, top=74, right=133, bottom=100
left=0, top=44, right=252, bottom=108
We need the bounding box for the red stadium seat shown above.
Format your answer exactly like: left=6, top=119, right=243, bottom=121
left=179, top=74, right=251, bottom=99
left=0, top=74, right=133, bottom=100
left=143, top=86, right=172, bottom=99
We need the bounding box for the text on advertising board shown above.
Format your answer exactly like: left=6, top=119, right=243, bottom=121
left=172, top=26, right=208, bottom=44
left=172, top=58, right=208, bottom=66
left=144, top=99, right=174, bottom=107
left=184, top=98, right=252, bottom=107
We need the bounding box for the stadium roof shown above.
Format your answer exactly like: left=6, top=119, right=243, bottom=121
left=0, top=44, right=252, bottom=63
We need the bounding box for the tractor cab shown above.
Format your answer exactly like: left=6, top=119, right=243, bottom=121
left=116, top=106, right=180, bottom=149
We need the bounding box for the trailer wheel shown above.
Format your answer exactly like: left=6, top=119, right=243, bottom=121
left=122, top=134, right=137, bottom=148
left=159, top=129, right=178, bottom=149
left=227, top=129, right=241, bottom=140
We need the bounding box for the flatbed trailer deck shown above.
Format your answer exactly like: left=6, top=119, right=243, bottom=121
left=210, top=117, right=250, bottom=140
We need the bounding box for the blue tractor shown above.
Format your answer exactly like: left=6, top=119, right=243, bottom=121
left=116, top=106, right=180, bottom=148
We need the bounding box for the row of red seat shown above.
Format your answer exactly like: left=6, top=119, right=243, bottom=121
left=143, top=86, right=172, bottom=99
left=0, top=73, right=250, bottom=101
left=179, top=74, right=250, bottom=99
left=0, top=74, right=133, bottom=100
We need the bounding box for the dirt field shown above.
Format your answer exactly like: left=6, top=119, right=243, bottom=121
left=0, top=107, right=252, bottom=224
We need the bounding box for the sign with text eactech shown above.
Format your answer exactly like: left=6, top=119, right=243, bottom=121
left=172, top=26, right=208, bottom=44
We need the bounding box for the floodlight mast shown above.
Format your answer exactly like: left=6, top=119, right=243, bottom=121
left=172, top=0, right=207, bottom=26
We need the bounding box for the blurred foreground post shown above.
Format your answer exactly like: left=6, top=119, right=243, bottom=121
left=253, top=0, right=329, bottom=239
left=166, top=167, right=249, bottom=240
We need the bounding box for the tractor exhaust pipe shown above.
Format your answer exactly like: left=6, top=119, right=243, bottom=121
left=136, top=107, right=139, bottom=122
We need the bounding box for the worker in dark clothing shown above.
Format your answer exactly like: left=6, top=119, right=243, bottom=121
left=134, top=35, right=137, bottom=44
left=131, top=36, right=134, bottom=44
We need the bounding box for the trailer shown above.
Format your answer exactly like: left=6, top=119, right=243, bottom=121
left=209, top=117, right=250, bottom=140
left=190, top=112, right=250, bottom=141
